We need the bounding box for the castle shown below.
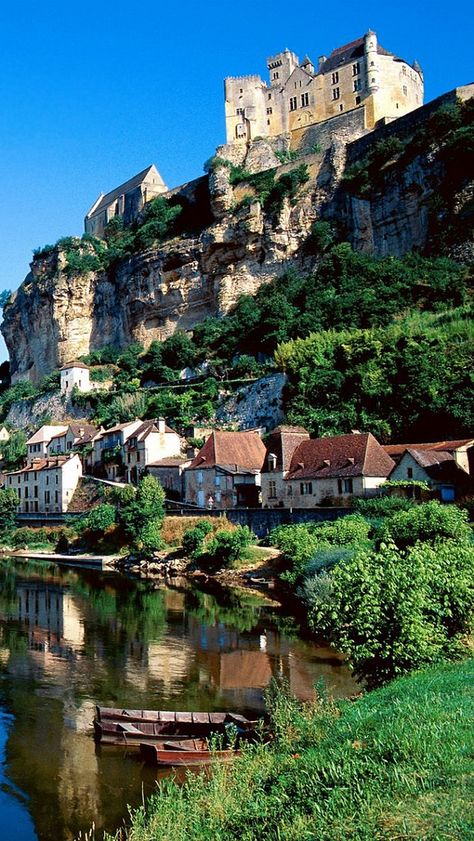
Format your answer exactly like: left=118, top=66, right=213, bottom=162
left=224, top=30, right=424, bottom=144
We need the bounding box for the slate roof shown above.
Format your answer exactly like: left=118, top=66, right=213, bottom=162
left=188, top=431, right=266, bottom=472
left=87, top=165, right=166, bottom=218
left=287, top=433, right=395, bottom=481
left=404, top=448, right=454, bottom=468
left=318, top=36, right=394, bottom=75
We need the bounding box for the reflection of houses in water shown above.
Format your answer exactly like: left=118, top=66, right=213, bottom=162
left=16, top=583, right=85, bottom=653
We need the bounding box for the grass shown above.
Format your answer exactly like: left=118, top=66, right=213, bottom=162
left=104, top=658, right=474, bottom=840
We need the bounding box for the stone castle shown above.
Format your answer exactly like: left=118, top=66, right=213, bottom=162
left=224, top=30, right=423, bottom=144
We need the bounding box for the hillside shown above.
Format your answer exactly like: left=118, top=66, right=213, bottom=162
left=1, top=89, right=473, bottom=385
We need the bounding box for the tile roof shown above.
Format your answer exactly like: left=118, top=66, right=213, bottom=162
left=148, top=457, right=190, bottom=467
left=188, top=431, right=266, bottom=472
left=60, top=360, right=89, bottom=371
left=287, top=433, right=395, bottom=480
left=318, top=36, right=394, bottom=75
left=27, top=425, right=68, bottom=445
left=263, top=427, right=310, bottom=473
left=383, top=439, right=474, bottom=458
left=6, top=455, right=77, bottom=475
left=68, top=423, right=98, bottom=444
left=404, top=448, right=454, bottom=469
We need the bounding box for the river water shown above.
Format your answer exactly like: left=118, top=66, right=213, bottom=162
left=0, top=557, right=358, bottom=840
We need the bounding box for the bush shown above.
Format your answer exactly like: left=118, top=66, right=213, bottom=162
left=80, top=503, right=116, bottom=534
left=377, top=500, right=472, bottom=549
left=353, top=495, right=413, bottom=516
left=270, top=524, right=322, bottom=584
left=182, top=519, right=213, bottom=558
left=204, top=525, right=253, bottom=568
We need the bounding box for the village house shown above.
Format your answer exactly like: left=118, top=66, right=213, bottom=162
left=147, top=456, right=192, bottom=501
left=261, top=426, right=310, bottom=507
left=27, top=425, right=69, bottom=460
left=0, top=426, right=10, bottom=460
left=123, top=418, right=181, bottom=484
left=60, top=361, right=90, bottom=394
left=92, top=417, right=180, bottom=482
left=384, top=439, right=474, bottom=501
left=184, top=430, right=267, bottom=508
left=4, top=455, right=82, bottom=514
left=263, top=432, right=395, bottom=508
left=84, top=164, right=168, bottom=238
left=46, top=423, right=98, bottom=471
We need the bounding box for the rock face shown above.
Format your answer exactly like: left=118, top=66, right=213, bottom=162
left=216, top=373, right=287, bottom=431
left=3, top=99, right=473, bottom=383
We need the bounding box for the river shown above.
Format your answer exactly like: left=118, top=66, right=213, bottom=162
left=0, top=557, right=358, bottom=840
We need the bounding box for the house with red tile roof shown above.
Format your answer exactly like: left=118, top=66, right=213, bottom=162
left=388, top=442, right=474, bottom=502
left=280, top=432, right=395, bottom=507
left=184, top=430, right=267, bottom=508
left=92, top=417, right=180, bottom=482
left=261, top=426, right=310, bottom=508
left=4, top=455, right=82, bottom=514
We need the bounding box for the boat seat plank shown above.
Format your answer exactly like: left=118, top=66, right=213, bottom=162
left=118, top=723, right=143, bottom=734
left=192, top=713, right=210, bottom=724
left=159, top=712, right=176, bottom=722
left=176, top=713, right=192, bottom=723
left=210, top=713, right=226, bottom=724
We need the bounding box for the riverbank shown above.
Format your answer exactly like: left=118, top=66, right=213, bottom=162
left=105, top=658, right=474, bottom=841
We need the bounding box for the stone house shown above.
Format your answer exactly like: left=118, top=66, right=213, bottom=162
left=0, top=426, right=10, bottom=460
left=225, top=30, right=423, bottom=145
left=4, top=455, right=82, bottom=514
left=261, top=426, right=310, bottom=507
left=184, top=430, right=267, bottom=508
left=147, top=457, right=192, bottom=501
left=60, top=362, right=90, bottom=394
left=27, top=425, right=69, bottom=461
left=385, top=439, right=474, bottom=501
left=84, top=165, right=168, bottom=238
left=46, top=423, right=98, bottom=471
left=268, top=432, right=395, bottom=507
left=123, top=419, right=181, bottom=484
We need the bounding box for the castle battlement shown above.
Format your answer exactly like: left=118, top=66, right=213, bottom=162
left=224, top=30, right=424, bottom=144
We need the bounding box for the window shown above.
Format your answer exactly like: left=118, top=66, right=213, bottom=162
left=352, top=62, right=360, bottom=76
left=301, top=92, right=309, bottom=107
left=269, top=480, right=277, bottom=499
left=55, top=491, right=59, bottom=503
left=332, top=87, right=340, bottom=101
left=136, top=452, right=140, bottom=462
left=24, top=486, right=29, bottom=499
left=34, top=471, right=37, bottom=481
left=353, top=79, right=362, bottom=92
left=339, top=103, right=344, bottom=111
left=300, top=482, right=313, bottom=495
left=267, top=119, right=270, bottom=125
left=289, top=96, right=297, bottom=111
left=127, top=453, right=131, bottom=463
left=402, top=65, right=407, bottom=75
left=18, top=488, right=21, bottom=499
left=67, top=441, right=72, bottom=450
left=407, top=467, right=413, bottom=478
left=215, top=476, right=221, bottom=487
left=355, top=95, right=361, bottom=105
left=236, top=108, right=244, bottom=116
left=337, top=478, right=354, bottom=494
left=273, top=71, right=279, bottom=80
left=197, top=471, right=203, bottom=485
left=45, top=491, right=50, bottom=504
left=55, top=475, right=59, bottom=484
left=331, top=72, right=339, bottom=84
left=268, top=93, right=271, bottom=100
left=403, top=85, right=407, bottom=96
left=46, top=475, right=49, bottom=485
left=266, top=107, right=273, bottom=114
left=240, top=88, right=243, bottom=93
left=34, top=486, right=38, bottom=498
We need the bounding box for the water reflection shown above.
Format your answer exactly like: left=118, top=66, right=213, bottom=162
left=0, top=559, right=359, bottom=840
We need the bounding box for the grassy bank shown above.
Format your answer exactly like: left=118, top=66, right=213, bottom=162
left=105, top=659, right=474, bottom=841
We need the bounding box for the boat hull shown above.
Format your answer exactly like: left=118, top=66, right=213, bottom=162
left=140, top=740, right=240, bottom=766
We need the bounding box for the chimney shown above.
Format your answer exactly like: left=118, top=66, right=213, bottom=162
left=157, top=417, right=166, bottom=433
left=186, top=446, right=198, bottom=459
left=318, top=55, right=327, bottom=71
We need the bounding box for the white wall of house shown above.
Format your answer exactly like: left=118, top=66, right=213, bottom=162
left=5, top=456, right=82, bottom=514
left=389, top=453, right=432, bottom=483
left=60, top=366, right=90, bottom=394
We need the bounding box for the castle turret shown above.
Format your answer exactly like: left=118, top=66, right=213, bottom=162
left=364, top=29, right=380, bottom=94
left=301, top=55, right=315, bottom=75
left=413, top=59, right=424, bottom=80
left=266, top=49, right=299, bottom=85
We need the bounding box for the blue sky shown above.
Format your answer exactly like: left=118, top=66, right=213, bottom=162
left=0, top=0, right=472, bottom=359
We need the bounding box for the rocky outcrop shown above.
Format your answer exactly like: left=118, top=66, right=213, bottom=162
left=216, top=373, right=287, bottom=431
left=3, top=94, right=473, bottom=383
left=5, top=391, right=88, bottom=429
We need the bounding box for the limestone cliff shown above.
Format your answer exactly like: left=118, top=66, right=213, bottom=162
left=3, top=88, right=473, bottom=383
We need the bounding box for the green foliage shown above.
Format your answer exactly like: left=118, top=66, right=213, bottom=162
left=353, top=495, right=413, bottom=516
left=276, top=307, right=474, bottom=440
left=376, top=500, right=472, bottom=550
left=112, top=475, right=165, bottom=557
left=270, top=523, right=322, bottom=584
left=105, top=660, right=474, bottom=841
left=89, top=365, right=114, bottom=382
left=78, top=503, right=116, bottom=534
left=204, top=525, right=253, bottom=568
left=0, top=381, right=39, bottom=419
left=274, top=149, right=298, bottom=164
left=160, top=331, right=196, bottom=370
left=305, top=220, right=335, bottom=253
left=1, top=430, right=27, bottom=470
left=135, top=196, right=182, bottom=250
left=0, top=290, right=11, bottom=309
left=0, top=488, right=19, bottom=535
left=38, top=370, right=61, bottom=393
left=182, top=519, right=213, bottom=558
left=309, top=539, right=474, bottom=686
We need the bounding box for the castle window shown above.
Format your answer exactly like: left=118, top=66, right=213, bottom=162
left=267, top=119, right=271, bottom=125
left=332, top=87, right=340, bottom=100
left=289, top=96, right=297, bottom=111
left=240, top=88, right=243, bottom=93
left=268, top=93, right=271, bottom=100
left=371, top=77, right=375, bottom=83
left=403, top=85, right=408, bottom=96
left=273, top=72, right=279, bottom=80
left=269, top=480, right=277, bottom=499
left=301, top=92, right=309, bottom=107
left=236, top=108, right=244, bottom=116
left=339, top=103, right=344, bottom=111
left=370, top=61, right=375, bottom=66
left=267, top=107, right=273, bottom=115
left=402, top=65, right=406, bottom=74
left=352, top=62, right=360, bottom=76
left=331, top=72, right=339, bottom=84
left=355, top=96, right=361, bottom=105
left=353, top=79, right=362, bottom=92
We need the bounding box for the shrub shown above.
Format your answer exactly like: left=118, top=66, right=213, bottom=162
left=204, top=525, right=253, bottom=568
left=182, top=520, right=213, bottom=558
left=270, top=524, right=322, bottom=584
left=81, top=503, right=116, bottom=534
left=0, top=488, right=19, bottom=535
left=377, top=500, right=472, bottom=549
left=353, top=495, right=413, bottom=516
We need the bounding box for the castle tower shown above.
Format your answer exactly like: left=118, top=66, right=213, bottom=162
left=266, top=49, right=299, bottom=86
left=364, top=30, right=380, bottom=94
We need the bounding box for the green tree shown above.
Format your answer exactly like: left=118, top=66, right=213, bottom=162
left=1, top=430, right=27, bottom=470
left=114, top=475, right=166, bottom=557
left=0, top=488, right=19, bottom=535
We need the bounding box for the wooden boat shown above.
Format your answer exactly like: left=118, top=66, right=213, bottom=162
left=140, top=738, right=240, bottom=767
left=94, top=706, right=257, bottom=746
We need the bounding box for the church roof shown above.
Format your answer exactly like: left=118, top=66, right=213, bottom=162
left=86, top=165, right=167, bottom=219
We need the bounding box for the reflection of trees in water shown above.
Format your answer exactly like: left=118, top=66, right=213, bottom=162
left=71, top=579, right=167, bottom=643
left=185, top=587, right=267, bottom=634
